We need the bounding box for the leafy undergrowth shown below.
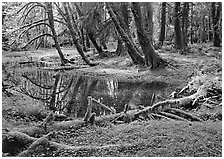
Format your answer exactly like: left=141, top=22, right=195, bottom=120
left=25, top=120, right=222, bottom=157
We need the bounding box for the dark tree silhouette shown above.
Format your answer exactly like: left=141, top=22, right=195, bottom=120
left=182, top=2, right=189, bottom=49
left=174, top=2, right=184, bottom=50
left=211, top=2, right=221, bottom=47
left=158, top=2, right=166, bottom=46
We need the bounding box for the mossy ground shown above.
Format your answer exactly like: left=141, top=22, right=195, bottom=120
left=2, top=43, right=222, bottom=157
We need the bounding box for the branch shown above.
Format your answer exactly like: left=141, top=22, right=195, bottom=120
left=17, top=2, right=35, bottom=14
left=11, top=19, right=46, bottom=34
left=22, top=74, right=53, bottom=90
left=91, top=97, right=116, bottom=113
left=16, top=87, right=51, bottom=102
left=165, top=108, right=202, bottom=122
left=22, top=3, right=47, bottom=24
left=17, top=22, right=51, bottom=41
left=21, top=33, right=53, bottom=49
left=56, top=76, right=74, bottom=97
left=54, top=18, right=67, bottom=25
left=54, top=2, right=67, bottom=21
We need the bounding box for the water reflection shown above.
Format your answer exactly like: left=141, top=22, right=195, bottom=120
left=13, top=62, right=171, bottom=117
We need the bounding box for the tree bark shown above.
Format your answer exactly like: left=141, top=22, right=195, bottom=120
left=87, top=31, right=105, bottom=57
left=132, top=2, right=165, bottom=69
left=211, top=2, right=221, bottom=47
left=115, top=36, right=126, bottom=56
left=174, top=2, right=184, bottom=50
left=62, top=3, right=97, bottom=66
left=74, top=2, right=105, bottom=56
left=142, top=2, right=153, bottom=42
left=182, top=2, right=189, bottom=48
left=190, top=3, right=194, bottom=44
left=45, top=2, right=67, bottom=66
left=106, top=3, right=145, bottom=65
left=158, top=2, right=166, bottom=46
left=120, top=2, right=131, bottom=33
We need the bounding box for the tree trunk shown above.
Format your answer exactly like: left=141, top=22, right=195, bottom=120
left=182, top=2, right=189, bottom=48
left=132, top=2, right=165, bottom=69
left=106, top=3, right=145, bottom=65
left=208, top=14, right=213, bottom=41
left=111, top=3, right=142, bottom=56
left=211, top=2, right=221, bottom=47
left=174, top=2, right=184, bottom=50
left=45, top=2, right=67, bottom=66
left=87, top=30, right=105, bottom=57
left=190, top=3, right=194, bottom=44
left=81, top=27, right=87, bottom=52
left=142, top=2, right=153, bottom=42
left=62, top=3, right=97, bottom=67
left=158, top=2, right=166, bottom=46
left=74, top=2, right=105, bottom=56
left=116, top=36, right=126, bottom=56
left=120, top=2, right=131, bottom=33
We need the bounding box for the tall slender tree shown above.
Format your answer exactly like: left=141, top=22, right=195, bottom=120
left=45, top=2, right=67, bottom=65
left=59, top=2, right=97, bottom=66
left=158, top=2, right=166, bottom=46
left=174, top=2, right=184, bottom=50
left=211, top=2, right=221, bottom=47
left=182, top=2, right=189, bottom=48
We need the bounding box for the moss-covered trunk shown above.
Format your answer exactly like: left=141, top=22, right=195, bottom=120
left=132, top=2, right=165, bottom=69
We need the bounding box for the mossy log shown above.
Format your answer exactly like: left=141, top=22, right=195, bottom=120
left=3, top=130, right=146, bottom=157
left=133, top=85, right=207, bottom=121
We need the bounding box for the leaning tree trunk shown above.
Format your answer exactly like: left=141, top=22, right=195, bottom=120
left=87, top=30, right=105, bottom=57
left=111, top=3, right=142, bottom=56
left=114, top=2, right=131, bottom=56
left=45, top=2, right=67, bottom=66
left=211, top=2, right=221, bottom=47
left=132, top=2, right=165, bottom=69
left=158, top=2, right=166, bottom=46
left=62, top=3, right=97, bottom=67
left=73, top=2, right=105, bottom=57
left=106, top=3, right=145, bottom=65
left=174, top=2, right=184, bottom=50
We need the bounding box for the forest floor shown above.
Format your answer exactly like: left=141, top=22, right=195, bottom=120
left=2, top=42, right=222, bottom=157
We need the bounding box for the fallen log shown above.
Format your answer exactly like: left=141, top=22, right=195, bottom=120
left=164, top=108, right=203, bottom=122
left=133, top=85, right=207, bottom=120
left=91, top=97, right=116, bottom=114
left=3, top=131, right=150, bottom=157
left=157, top=112, right=189, bottom=122
left=6, top=86, right=207, bottom=144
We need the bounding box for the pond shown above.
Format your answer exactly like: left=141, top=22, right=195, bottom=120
left=4, top=61, right=173, bottom=118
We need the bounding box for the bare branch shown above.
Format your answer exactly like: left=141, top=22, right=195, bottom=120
left=22, top=3, right=47, bottom=24
left=21, top=74, right=53, bottom=90
left=21, top=33, right=53, bottom=49
left=16, top=2, right=35, bottom=14
left=17, top=22, right=52, bottom=41
left=54, top=2, right=67, bottom=21
left=60, top=76, right=75, bottom=101
left=11, top=19, right=48, bottom=34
